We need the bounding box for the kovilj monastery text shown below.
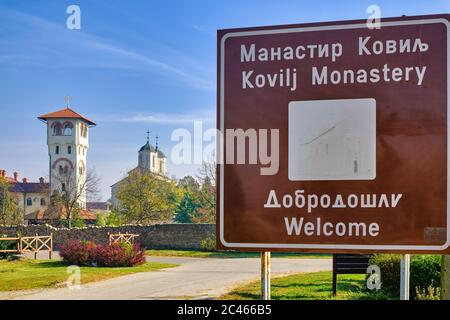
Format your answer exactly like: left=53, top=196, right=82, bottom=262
left=240, top=36, right=429, bottom=91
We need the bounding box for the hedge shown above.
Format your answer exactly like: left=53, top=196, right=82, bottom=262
left=369, top=254, right=441, bottom=299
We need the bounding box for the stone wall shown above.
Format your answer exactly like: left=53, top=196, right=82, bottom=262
left=0, top=224, right=215, bottom=250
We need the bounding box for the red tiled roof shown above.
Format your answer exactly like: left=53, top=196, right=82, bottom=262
left=79, top=210, right=97, bottom=220
left=38, top=107, right=96, bottom=126
left=25, top=206, right=97, bottom=221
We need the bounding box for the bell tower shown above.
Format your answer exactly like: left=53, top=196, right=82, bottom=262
left=38, top=97, right=96, bottom=209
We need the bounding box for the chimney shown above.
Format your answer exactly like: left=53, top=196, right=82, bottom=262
left=22, top=178, right=28, bottom=183
left=13, top=172, right=18, bottom=181
left=39, top=177, right=45, bottom=184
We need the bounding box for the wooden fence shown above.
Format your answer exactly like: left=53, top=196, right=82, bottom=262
left=108, top=233, right=140, bottom=245
left=0, top=233, right=53, bottom=259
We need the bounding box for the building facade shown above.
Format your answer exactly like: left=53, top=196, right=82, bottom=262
left=0, top=170, right=49, bottom=216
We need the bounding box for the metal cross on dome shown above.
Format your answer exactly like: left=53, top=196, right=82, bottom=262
left=64, top=95, right=72, bottom=108
left=146, top=130, right=150, bottom=143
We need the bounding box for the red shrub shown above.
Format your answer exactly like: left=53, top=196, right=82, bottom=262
left=60, top=240, right=96, bottom=266
left=94, top=243, right=146, bottom=267
left=129, top=244, right=146, bottom=266
left=60, top=240, right=146, bottom=267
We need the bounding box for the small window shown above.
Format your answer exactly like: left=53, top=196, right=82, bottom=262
left=59, top=165, right=64, bottom=175
left=61, top=183, right=66, bottom=192
left=40, top=198, right=46, bottom=206
left=79, top=166, right=84, bottom=175
left=68, top=145, right=72, bottom=154
left=26, top=198, right=32, bottom=206
left=55, top=145, right=60, bottom=154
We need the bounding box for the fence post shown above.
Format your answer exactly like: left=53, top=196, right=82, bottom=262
left=16, top=233, right=20, bottom=254
left=34, top=233, right=38, bottom=260
left=49, top=233, right=53, bottom=260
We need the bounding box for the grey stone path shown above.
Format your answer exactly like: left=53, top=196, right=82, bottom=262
left=0, top=255, right=331, bottom=300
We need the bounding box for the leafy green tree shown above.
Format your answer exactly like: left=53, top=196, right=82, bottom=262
left=117, top=170, right=177, bottom=224
left=174, top=191, right=198, bottom=223
left=177, top=175, right=200, bottom=192
left=0, top=176, right=23, bottom=225
left=195, top=162, right=216, bottom=223
left=174, top=165, right=216, bottom=224
left=96, top=210, right=125, bottom=226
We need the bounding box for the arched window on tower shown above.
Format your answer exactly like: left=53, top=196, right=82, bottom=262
left=68, top=145, right=72, bottom=154
left=61, top=183, right=66, bottom=192
left=55, top=145, right=60, bottom=155
left=52, top=122, right=62, bottom=136
left=63, top=122, right=73, bottom=136
left=80, top=124, right=88, bottom=138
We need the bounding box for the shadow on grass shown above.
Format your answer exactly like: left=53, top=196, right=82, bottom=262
left=224, top=273, right=392, bottom=300
left=29, top=260, right=68, bottom=268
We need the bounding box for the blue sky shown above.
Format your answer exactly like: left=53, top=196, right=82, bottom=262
left=1, top=0, right=449, bottom=200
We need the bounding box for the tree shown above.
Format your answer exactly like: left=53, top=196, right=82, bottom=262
left=174, top=191, right=198, bottom=223
left=195, top=161, right=216, bottom=223
left=0, top=177, right=23, bottom=225
left=51, top=168, right=100, bottom=228
left=173, top=163, right=216, bottom=224
left=177, top=175, right=200, bottom=192
left=116, top=170, right=177, bottom=224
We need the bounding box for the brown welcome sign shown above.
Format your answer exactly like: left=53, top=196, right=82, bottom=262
left=217, top=14, right=450, bottom=253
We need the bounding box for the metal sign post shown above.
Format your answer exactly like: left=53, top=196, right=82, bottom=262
left=400, top=254, right=411, bottom=300
left=441, top=255, right=450, bottom=300
left=261, top=251, right=271, bottom=300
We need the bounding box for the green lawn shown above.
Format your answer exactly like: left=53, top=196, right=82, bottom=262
left=0, top=259, right=177, bottom=292
left=146, top=249, right=330, bottom=259
left=220, top=271, right=395, bottom=300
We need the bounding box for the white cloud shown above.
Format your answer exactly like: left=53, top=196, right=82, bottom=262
left=0, top=6, right=214, bottom=90
left=99, top=111, right=215, bottom=125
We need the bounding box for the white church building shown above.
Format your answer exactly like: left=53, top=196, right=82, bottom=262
left=110, top=134, right=167, bottom=208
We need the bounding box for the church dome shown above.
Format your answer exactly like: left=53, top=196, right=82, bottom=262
left=139, top=142, right=156, bottom=152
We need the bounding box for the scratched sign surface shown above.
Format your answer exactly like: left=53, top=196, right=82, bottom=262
left=217, top=15, right=450, bottom=253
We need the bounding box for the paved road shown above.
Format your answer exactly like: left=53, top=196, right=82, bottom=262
left=0, top=256, right=331, bottom=300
